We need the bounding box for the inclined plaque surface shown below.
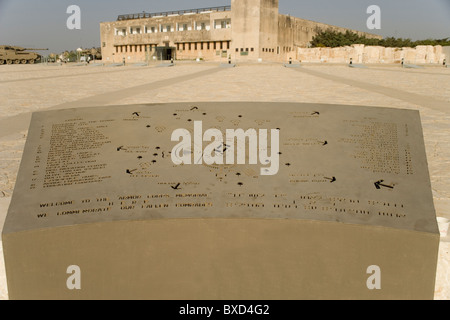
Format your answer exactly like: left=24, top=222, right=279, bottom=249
left=3, top=102, right=438, bottom=234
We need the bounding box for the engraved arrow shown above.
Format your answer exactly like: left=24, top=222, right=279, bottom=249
left=117, top=146, right=127, bottom=151
left=319, top=140, right=328, bottom=146
left=324, top=176, right=337, bottom=183
left=215, top=143, right=230, bottom=154
left=311, top=111, right=320, bottom=116
left=126, top=169, right=137, bottom=174
left=132, top=112, right=140, bottom=117
left=374, top=180, right=394, bottom=190
left=190, top=106, right=199, bottom=111
left=171, top=183, right=181, bottom=190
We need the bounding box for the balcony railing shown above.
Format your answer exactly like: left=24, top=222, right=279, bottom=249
left=117, top=6, right=231, bottom=21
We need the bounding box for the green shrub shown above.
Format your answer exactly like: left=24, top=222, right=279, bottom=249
left=310, top=29, right=450, bottom=48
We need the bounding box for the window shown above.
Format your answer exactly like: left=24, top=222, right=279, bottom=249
left=115, top=28, right=127, bottom=36
left=196, top=21, right=210, bottom=31
left=178, top=23, right=189, bottom=31
left=214, top=19, right=231, bottom=29
left=235, top=48, right=239, bottom=52
left=251, top=48, right=254, bottom=52
left=130, top=27, right=141, bottom=34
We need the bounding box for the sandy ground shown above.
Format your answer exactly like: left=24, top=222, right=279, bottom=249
left=0, top=61, right=449, bottom=300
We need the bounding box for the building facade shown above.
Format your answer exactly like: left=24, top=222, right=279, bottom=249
left=100, top=0, right=382, bottom=63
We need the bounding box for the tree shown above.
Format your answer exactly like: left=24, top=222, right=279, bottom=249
left=310, top=29, right=450, bottom=48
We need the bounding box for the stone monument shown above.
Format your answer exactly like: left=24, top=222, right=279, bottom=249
left=2, top=102, right=440, bottom=299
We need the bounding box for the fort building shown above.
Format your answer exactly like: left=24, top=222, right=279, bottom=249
left=99, top=0, right=382, bottom=63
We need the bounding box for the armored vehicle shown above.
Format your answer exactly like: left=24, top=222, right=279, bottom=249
left=0, top=46, right=48, bottom=65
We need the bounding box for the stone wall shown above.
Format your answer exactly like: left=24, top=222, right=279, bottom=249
left=297, top=45, right=447, bottom=64
left=442, top=46, right=450, bottom=63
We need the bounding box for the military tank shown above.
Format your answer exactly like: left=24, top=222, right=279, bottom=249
left=0, top=46, right=48, bottom=65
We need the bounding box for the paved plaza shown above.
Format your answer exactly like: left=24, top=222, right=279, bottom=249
left=0, top=61, right=449, bottom=299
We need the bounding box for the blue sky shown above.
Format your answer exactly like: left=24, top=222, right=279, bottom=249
left=0, top=0, right=449, bottom=53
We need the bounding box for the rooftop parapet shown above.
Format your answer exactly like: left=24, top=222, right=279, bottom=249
left=117, top=5, right=231, bottom=21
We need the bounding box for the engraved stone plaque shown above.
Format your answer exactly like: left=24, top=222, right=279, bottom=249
left=2, top=102, right=439, bottom=299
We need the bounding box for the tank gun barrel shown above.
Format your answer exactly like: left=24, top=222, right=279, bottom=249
left=9, top=47, right=49, bottom=51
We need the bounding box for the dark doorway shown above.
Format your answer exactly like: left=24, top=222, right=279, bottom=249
left=155, top=47, right=176, bottom=61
